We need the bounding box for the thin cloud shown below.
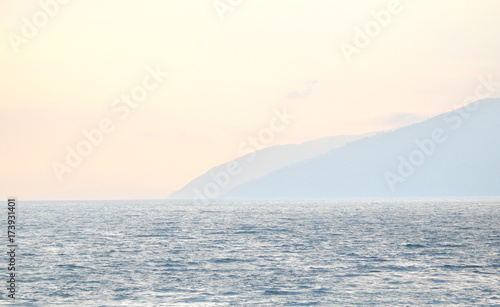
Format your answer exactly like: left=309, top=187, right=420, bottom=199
left=382, top=112, right=427, bottom=127
left=286, top=80, right=318, bottom=99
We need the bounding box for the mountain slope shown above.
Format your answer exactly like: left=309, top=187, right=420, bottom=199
left=169, top=133, right=372, bottom=199
left=224, top=99, right=500, bottom=198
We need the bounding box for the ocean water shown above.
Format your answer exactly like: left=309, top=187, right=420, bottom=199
left=4, top=199, right=500, bottom=306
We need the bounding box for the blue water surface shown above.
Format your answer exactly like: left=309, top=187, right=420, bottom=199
left=4, top=199, right=500, bottom=306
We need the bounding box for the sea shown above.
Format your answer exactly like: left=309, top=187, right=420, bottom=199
left=3, top=199, right=499, bottom=306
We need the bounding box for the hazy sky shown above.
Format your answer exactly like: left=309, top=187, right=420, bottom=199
left=2, top=0, right=500, bottom=200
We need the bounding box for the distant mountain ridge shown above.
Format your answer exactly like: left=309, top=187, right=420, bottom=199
left=224, top=99, right=500, bottom=199
left=169, top=133, right=373, bottom=200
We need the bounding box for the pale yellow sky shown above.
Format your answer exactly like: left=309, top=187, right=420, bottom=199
left=1, top=0, right=500, bottom=200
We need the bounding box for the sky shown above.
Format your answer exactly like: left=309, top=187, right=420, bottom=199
left=1, top=0, right=500, bottom=200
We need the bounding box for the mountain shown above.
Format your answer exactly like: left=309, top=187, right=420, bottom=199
left=169, top=133, right=373, bottom=200
left=224, top=99, right=500, bottom=199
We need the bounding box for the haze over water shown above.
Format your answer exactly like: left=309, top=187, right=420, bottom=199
left=3, top=1, right=500, bottom=305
